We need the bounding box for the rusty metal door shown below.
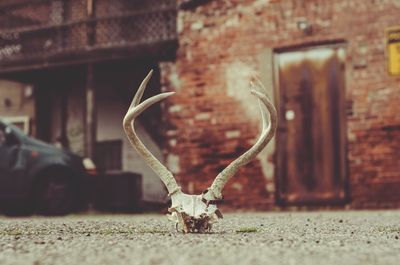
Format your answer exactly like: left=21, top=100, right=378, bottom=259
left=275, top=44, right=347, bottom=205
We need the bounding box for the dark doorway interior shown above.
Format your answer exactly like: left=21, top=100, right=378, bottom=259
left=1, top=65, right=87, bottom=143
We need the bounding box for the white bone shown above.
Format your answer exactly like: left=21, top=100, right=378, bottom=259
left=123, top=70, right=181, bottom=195
left=123, top=71, right=277, bottom=233
left=202, top=78, right=278, bottom=202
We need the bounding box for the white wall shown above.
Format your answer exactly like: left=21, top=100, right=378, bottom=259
left=96, top=96, right=168, bottom=202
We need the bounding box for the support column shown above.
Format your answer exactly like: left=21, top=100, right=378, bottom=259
left=84, top=63, right=96, bottom=158
left=60, top=86, right=69, bottom=149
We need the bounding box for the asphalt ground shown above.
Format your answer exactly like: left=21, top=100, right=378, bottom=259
left=0, top=210, right=399, bottom=265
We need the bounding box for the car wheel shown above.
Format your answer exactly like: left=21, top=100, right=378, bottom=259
left=33, top=172, right=76, bottom=216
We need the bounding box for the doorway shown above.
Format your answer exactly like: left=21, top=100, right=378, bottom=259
left=275, top=44, right=347, bottom=205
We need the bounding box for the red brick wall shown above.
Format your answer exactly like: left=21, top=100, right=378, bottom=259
left=160, top=0, right=400, bottom=209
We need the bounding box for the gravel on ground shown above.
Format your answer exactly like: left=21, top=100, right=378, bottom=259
left=0, top=210, right=399, bottom=265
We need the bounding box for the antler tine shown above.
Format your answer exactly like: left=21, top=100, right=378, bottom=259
left=123, top=70, right=181, bottom=196
left=130, top=69, right=153, bottom=109
left=203, top=78, right=278, bottom=201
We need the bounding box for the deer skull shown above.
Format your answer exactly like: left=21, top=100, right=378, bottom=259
left=123, top=70, right=277, bottom=233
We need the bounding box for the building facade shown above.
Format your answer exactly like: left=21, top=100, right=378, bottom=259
left=1, top=0, right=399, bottom=209
left=160, top=0, right=400, bottom=209
left=0, top=0, right=178, bottom=202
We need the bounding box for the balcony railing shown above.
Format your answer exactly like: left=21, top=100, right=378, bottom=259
left=0, top=0, right=177, bottom=72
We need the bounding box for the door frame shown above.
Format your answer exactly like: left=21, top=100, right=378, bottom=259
left=272, top=41, right=350, bottom=207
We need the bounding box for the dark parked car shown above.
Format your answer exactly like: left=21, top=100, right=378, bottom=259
left=0, top=119, right=87, bottom=215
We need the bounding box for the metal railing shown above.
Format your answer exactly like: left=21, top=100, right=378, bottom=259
left=0, top=0, right=177, bottom=70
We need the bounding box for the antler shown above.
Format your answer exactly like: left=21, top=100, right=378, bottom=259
left=124, top=71, right=277, bottom=233
left=203, top=78, right=278, bottom=202
left=123, top=70, right=181, bottom=196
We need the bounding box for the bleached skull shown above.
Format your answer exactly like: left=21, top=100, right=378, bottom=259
left=168, top=192, right=222, bottom=233
left=123, top=70, right=277, bottom=233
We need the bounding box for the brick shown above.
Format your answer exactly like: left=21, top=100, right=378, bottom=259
left=161, top=0, right=400, bottom=210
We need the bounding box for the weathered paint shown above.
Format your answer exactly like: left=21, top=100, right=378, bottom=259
left=276, top=45, right=347, bottom=205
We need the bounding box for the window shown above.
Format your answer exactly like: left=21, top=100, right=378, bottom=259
left=2, top=116, right=30, bottom=134
left=94, top=140, right=122, bottom=173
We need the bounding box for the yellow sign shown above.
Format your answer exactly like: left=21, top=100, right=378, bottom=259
left=387, top=27, right=400, bottom=75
